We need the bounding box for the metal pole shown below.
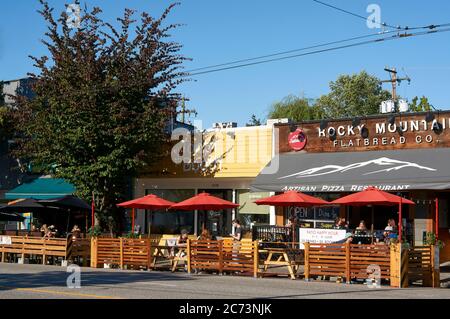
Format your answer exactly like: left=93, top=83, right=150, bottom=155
left=371, top=206, right=375, bottom=244
left=398, top=198, right=403, bottom=243
left=435, top=198, right=439, bottom=239
left=91, top=192, right=95, bottom=228
left=132, top=208, right=135, bottom=234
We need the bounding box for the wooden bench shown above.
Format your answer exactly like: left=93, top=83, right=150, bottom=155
left=0, top=236, right=70, bottom=265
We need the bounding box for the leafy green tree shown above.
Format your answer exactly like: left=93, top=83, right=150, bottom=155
left=246, top=114, right=262, bottom=126
left=268, top=95, right=324, bottom=122
left=315, top=71, right=391, bottom=118
left=409, top=96, right=433, bottom=112
left=12, top=1, right=188, bottom=230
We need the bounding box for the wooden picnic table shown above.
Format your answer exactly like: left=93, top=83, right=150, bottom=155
left=259, top=247, right=302, bottom=280
left=151, top=244, right=188, bottom=271
left=171, top=245, right=188, bottom=272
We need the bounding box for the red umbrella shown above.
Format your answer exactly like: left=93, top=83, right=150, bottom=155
left=117, top=194, right=175, bottom=233
left=331, top=186, right=414, bottom=242
left=254, top=191, right=329, bottom=248
left=254, top=190, right=330, bottom=207
left=170, top=192, right=239, bottom=211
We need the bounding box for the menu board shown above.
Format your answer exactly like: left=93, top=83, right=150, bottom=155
left=314, top=206, right=340, bottom=220
left=298, top=228, right=347, bottom=249
left=287, top=206, right=340, bottom=229
left=0, top=236, right=12, bottom=245
left=315, top=221, right=335, bottom=229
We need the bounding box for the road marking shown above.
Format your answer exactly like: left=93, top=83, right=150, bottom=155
left=0, top=286, right=120, bottom=299
left=85, top=278, right=177, bottom=287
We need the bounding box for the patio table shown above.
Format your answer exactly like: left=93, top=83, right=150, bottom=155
left=259, top=247, right=301, bottom=280
left=171, top=245, right=188, bottom=272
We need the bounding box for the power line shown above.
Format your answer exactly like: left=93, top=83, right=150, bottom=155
left=187, top=27, right=450, bottom=77
left=186, top=30, right=399, bottom=73
left=186, top=23, right=450, bottom=74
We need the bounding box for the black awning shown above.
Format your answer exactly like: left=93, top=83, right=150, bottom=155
left=251, top=148, right=450, bottom=193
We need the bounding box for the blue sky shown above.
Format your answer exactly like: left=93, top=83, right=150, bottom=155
left=1, top=0, right=450, bottom=127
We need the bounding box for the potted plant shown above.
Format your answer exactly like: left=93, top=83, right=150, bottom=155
left=423, top=232, right=444, bottom=249
left=88, top=225, right=102, bottom=238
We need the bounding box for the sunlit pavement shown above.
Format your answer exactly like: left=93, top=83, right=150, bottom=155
left=0, top=263, right=449, bottom=299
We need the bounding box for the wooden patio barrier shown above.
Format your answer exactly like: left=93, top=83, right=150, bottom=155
left=304, top=242, right=391, bottom=285
left=187, top=239, right=259, bottom=277
left=70, top=238, right=91, bottom=266
left=90, top=237, right=151, bottom=270
left=0, top=236, right=71, bottom=264
left=400, top=245, right=439, bottom=288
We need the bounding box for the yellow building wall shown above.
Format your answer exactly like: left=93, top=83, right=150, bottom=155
left=140, top=126, right=273, bottom=179
left=204, top=126, right=273, bottom=178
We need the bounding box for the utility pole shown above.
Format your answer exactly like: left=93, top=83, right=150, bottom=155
left=380, top=67, right=411, bottom=105
left=179, top=96, right=197, bottom=124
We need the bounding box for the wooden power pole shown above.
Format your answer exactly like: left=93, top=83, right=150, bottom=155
left=380, top=67, right=411, bottom=109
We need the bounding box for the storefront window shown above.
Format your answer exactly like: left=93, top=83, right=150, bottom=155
left=285, top=206, right=339, bottom=229
left=198, top=189, right=233, bottom=237
left=146, top=189, right=195, bottom=234
left=237, top=190, right=270, bottom=231
left=281, top=193, right=340, bottom=229
left=439, top=198, right=449, bottom=228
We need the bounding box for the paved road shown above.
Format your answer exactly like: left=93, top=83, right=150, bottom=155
left=0, top=263, right=449, bottom=299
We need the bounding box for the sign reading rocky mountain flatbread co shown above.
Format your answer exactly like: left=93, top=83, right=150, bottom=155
left=318, top=117, right=449, bottom=148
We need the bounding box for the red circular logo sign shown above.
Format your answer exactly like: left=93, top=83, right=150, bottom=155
left=288, top=129, right=307, bottom=151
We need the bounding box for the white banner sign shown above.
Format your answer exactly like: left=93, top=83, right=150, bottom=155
left=0, top=236, right=12, bottom=245
left=299, top=228, right=346, bottom=249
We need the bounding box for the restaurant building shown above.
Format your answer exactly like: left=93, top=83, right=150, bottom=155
left=133, top=123, right=276, bottom=237
left=251, top=111, right=450, bottom=262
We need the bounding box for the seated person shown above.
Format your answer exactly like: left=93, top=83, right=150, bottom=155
left=197, top=228, right=214, bottom=241
left=355, top=220, right=368, bottom=234
left=48, top=225, right=57, bottom=237
left=40, top=224, right=49, bottom=237
left=177, top=229, right=189, bottom=246
left=383, top=218, right=398, bottom=243
left=333, top=217, right=348, bottom=230
left=71, top=225, right=81, bottom=239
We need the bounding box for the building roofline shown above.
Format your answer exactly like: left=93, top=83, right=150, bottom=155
left=274, top=110, right=450, bottom=127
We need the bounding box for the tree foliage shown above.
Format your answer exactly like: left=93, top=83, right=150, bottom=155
left=268, top=95, right=324, bottom=122
left=12, top=1, right=188, bottom=230
left=246, top=114, right=262, bottom=126
left=409, top=96, right=433, bottom=112
left=268, top=71, right=392, bottom=122
left=315, top=71, right=391, bottom=118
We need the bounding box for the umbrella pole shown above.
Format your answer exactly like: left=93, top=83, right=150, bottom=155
left=371, top=206, right=374, bottom=244
left=131, top=208, right=134, bottom=234
left=435, top=197, right=439, bottom=239
left=398, top=198, right=402, bottom=243
left=91, top=193, right=95, bottom=229
left=148, top=211, right=152, bottom=238
left=66, top=209, right=70, bottom=235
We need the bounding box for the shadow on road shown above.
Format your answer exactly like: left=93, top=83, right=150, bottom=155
left=0, top=268, right=194, bottom=291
